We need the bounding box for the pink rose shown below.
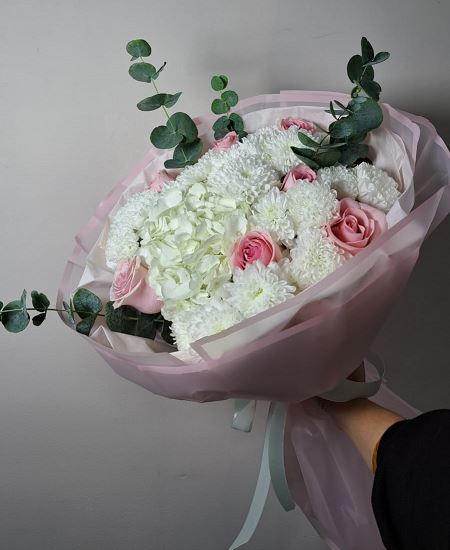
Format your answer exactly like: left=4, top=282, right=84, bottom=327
left=280, top=117, right=316, bottom=133
left=230, top=230, right=282, bottom=269
left=213, top=131, right=239, bottom=151
left=110, top=256, right=162, bottom=313
left=326, top=198, right=388, bottom=256
left=147, top=170, right=176, bottom=193
left=281, top=164, right=317, bottom=191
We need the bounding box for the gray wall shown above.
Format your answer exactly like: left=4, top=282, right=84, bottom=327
left=1, top=1, right=449, bottom=549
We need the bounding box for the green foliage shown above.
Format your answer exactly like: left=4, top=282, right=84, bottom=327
left=1, top=290, right=30, bottom=333
left=31, top=290, right=50, bottom=326
left=210, top=74, right=246, bottom=139
left=126, top=39, right=151, bottom=58
left=164, top=139, right=203, bottom=169
left=292, top=36, right=389, bottom=169
left=72, top=288, right=102, bottom=336
left=63, top=300, right=76, bottom=328
left=137, top=92, right=182, bottom=111
left=129, top=62, right=157, bottom=83
left=211, top=75, right=228, bottom=91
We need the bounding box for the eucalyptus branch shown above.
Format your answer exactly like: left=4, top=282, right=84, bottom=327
left=210, top=75, right=247, bottom=140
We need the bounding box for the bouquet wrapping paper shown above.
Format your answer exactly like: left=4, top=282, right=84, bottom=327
left=58, top=91, right=450, bottom=549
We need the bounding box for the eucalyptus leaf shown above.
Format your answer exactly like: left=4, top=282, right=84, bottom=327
left=221, top=90, right=238, bottom=107
left=229, top=113, right=244, bottom=133
left=72, top=288, right=102, bottom=319
left=31, top=290, right=50, bottom=313
left=363, top=65, right=375, bottom=81
left=32, top=312, right=47, bottom=326
left=2, top=290, right=30, bottom=333
left=153, top=61, right=167, bottom=80
left=105, top=302, right=158, bottom=339
left=128, top=62, right=157, bottom=83
left=315, top=149, right=341, bottom=167
left=368, top=51, right=390, bottom=65
left=211, top=98, right=228, bottom=115
left=361, top=78, right=381, bottom=101
left=297, top=132, right=320, bottom=149
left=351, top=98, right=383, bottom=132
left=291, top=147, right=320, bottom=170
left=150, top=124, right=183, bottom=149
left=169, top=112, right=198, bottom=142
left=76, top=314, right=97, bottom=336
left=347, top=55, right=364, bottom=83
left=340, top=142, right=369, bottom=166
left=361, top=37, right=374, bottom=64
left=126, top=39, right=151, bottom=58
left=211, top=75, right=228, bottom=91
left=164, top=139, right=203, bottom=168
left=137, top=92, right=181, bottom=111
left=329, top=117, right=358, bottom=139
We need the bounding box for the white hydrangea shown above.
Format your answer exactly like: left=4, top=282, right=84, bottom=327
left=244, top=126, right=318, bottom=173
left=105, top=189, right=159, bottom=269
left=286, top=180, right=338, bottom=231
left=170, top=299, right=243, bottom=351
left=223, top=261, right=296, bottom=318
left=289, top=229, right=345, bottom=290
left=316, top=165, right=359, bottom=200
left=207, top=148, right=279, bottom=208
left=354, top=162, right=400, bottom=212
left=250, top=186, right=295, bottom=244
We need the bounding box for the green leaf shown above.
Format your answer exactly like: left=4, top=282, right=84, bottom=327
left=347, top=55, right=364, bottom=83
left=63, top=300, right=76, bottom=328
left=211, top=75, right=228, bottom=91
left=105, top=302, right=158, bottom=339
left=137, top=92, right=182, bottom=111
left=315, top=149, right=341, bottom=166
left=351, top=85, right=361, bottom=98
left=291, top=147, right=320, bottom=170
left=334, top=100, right=351, bottom=112
left=169, top=112, right=198, bottom=142
left=350, top=98, right=383, bottom=132
left=363, top=65, right=375, bottom=81
left=229, top=113, right=244, bottom=133
left=32, top=312, right=47, bottom=326
left=76, top=314, right=97, bottom=336
left=2, top=290, right=30, bottom=333
left=368, top=51, right=390, bottom=65
left=329, top=117, right=358, bottom=139
left=211, top=98, right=228, bottom=115
left=72, top=288, right=102, bottom=319
left=128, top=62, right=157, bottom=83
left=339, top=142, right=369, bottom=166
left=150, top=125, right=183, bottom=149
left=31, top=290, right=50, bottom=313
left=153, top=61, right=167, bottom=80
left=126, top=39, right=151, bottom=58
left=297, top=132, right=319, bottom=149
left=221, top=90, right=238, bottom=107
left=361, top=37, right=374, bottom=64
left=164, top=139, right=203, bottom=169
left=360, top=78, right=381, bottom=101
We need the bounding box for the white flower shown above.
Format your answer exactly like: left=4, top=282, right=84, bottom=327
left=316, top=165, right=359, bottom=200
left=286, top=180, right=338, bottom=231
left=224, top=261, right=296, bottom=318
left=251, top=186, right=295, bottom=244
left=207, top=148, right=279, bottom=208
left=245, top=125, right=316, bottom=173
left=105, top=189, right=159, bottom=268
left=289, top=229, right=345, bottom=290
left=170, top=299, right=243, bottom=351
left=354, top=162, right=400, bottom=212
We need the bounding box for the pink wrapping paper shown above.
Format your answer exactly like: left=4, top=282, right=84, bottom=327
left=58, top=92, right=450, bottom=549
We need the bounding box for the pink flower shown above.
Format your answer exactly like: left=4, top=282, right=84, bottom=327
left=147, top=170, right=176, bottom=193
left=110, top=256, right=162, bottom=313
left=326, top=198, right=388, bottom=256
left=230, top=230, right=282, bottom=270
left=281, top=164, right=317, bottom=191
left=280, top=117, right=316, bottom=133
left=213, top=131, right=239, bottom=151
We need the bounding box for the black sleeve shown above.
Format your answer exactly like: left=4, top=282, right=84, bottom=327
left=371, top=409, right=450, bottom=550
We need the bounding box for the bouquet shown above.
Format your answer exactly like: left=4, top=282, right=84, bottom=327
left=2, top=37, right=450, bottom=549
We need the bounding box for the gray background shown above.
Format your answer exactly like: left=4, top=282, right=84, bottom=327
left=1, top=1, right=449, bottom=549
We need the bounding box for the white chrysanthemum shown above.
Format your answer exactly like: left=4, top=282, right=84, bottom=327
left=105, top=189, right=159, bottom=268
left=251, top=186, right=295, bottom=244
left=316, top=165, right=359, bottom=200
left=286, top=180, right=338, bottom=231
left=289, top=229, right=345, bottom=290
left=245, top=125, right=318, bottom=173
left=207, top=149, right=279, bottom=207
left=224, top=261, right=296, bottom=318
left=354, top=162, right=400, bottom=212
left=175, top=148, right=225, bottom=188
left=170, top=299, right=243, bottom=351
